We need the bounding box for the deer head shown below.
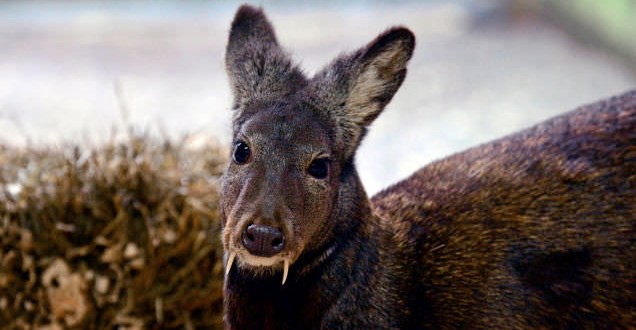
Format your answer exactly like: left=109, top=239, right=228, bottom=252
left=221, top=5, right=414, bottom=284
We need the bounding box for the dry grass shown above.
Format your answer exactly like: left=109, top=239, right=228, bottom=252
left=0, top=133, right=228, bottom=329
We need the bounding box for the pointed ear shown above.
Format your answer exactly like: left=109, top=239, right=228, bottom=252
left=308, top=27, right=415, bottom=158
left=226, top=5, right=306, bottom=111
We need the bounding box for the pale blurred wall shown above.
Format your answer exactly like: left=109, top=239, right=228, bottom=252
left=0, top=0, right=634, bottom=193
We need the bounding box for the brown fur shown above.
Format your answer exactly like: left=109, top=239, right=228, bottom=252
left=220, top=5, right=635, bottom=329
left=373, top=92, right=636, bottom=328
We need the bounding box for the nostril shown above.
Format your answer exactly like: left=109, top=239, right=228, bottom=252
left=242, top=224, right=285, bottom=257
left=272, top=237, right=283, bottom=248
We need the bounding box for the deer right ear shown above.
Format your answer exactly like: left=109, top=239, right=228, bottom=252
left=225, top=5, right=306, bottom=113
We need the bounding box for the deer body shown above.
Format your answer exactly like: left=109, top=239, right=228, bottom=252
left=373, top=94, right=636, bottom=328
left=221, top=5, right=635, bottom=329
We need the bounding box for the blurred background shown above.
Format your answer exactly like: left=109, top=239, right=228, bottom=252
left=1, top=0, right=635, bottom=194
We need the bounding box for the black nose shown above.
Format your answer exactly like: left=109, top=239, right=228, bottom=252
left=242, top=224, right=285, bottom=257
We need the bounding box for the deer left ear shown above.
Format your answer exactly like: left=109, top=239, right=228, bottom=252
left=348, top=28, right=415, bottom=127
left=308, top=27, right=415, bottom=158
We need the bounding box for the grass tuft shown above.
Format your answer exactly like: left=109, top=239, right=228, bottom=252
left=0, top=133, right=228, bottom=329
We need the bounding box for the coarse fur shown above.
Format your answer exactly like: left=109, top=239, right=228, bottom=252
left=220, top=5, right=635, bottom=329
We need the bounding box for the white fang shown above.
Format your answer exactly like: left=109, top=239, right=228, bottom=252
left=282, top=259, right=290, bottom=285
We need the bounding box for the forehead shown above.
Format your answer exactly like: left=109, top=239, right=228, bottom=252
left=239, top=103, right=330, bottom=152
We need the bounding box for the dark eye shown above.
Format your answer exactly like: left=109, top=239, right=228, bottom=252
left=233, top=141, right=251, bottom=165
left=308, top=158, right=330, bottom=179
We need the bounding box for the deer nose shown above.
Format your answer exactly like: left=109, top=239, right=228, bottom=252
left=242, top=224, right=285, bottom=257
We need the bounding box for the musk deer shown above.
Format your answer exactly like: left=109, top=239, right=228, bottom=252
left=220, top=5, right=635, bottom=329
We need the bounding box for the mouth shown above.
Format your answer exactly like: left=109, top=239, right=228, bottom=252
left=225, top=250, right=291, bottom=285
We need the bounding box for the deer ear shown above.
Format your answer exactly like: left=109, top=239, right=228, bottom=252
left=226, top=5, right=306, bottom=111
left=348, top=28, right=415, bottom=126
left=309, top=27, right=415, bottom=157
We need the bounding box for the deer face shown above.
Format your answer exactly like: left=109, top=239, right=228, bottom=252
left=221, top=101, right=340, bottom=282
left=221, top=5, right=414, bottom=284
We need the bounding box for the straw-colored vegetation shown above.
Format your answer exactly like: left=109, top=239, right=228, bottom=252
left=0, top=133, right=228, bottom=329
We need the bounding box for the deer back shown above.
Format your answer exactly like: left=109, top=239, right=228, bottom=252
left=373, top=90, right=636, bottom=328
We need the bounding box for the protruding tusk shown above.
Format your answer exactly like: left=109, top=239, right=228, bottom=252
left=226, top=251, right=237, bottom=275
left=282, top=259, right=290, bottom=285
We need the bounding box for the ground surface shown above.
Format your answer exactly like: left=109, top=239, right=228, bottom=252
left=1, top=0, right=634, bottom=194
